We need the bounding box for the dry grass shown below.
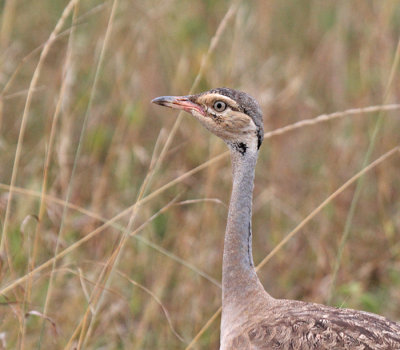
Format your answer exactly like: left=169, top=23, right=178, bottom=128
left=0, top=1, right=400, bottom=349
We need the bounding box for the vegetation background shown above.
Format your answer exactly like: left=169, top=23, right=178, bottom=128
left=0, top=0, right=399, bottom=349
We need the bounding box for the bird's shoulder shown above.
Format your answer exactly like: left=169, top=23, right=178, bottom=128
left=226, top=300, right=400, bottom=350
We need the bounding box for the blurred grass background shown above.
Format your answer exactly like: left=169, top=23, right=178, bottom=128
left=0, top=0, right=400, bottom=349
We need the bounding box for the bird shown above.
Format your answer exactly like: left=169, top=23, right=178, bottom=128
left=152, top=88, right=400, bottom=350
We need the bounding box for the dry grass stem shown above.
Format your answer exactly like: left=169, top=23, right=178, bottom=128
left=34, top=7, right=81, bottom=344
left=264, top=104, right=400, bottom=139
left=185, top=306, right=222, bottom=350
left=117, top=270, right=186, bottom=343
left=255, top=145, right=400, bottom=272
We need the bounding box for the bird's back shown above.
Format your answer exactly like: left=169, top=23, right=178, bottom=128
left=223, top=299, right=400, bottom=350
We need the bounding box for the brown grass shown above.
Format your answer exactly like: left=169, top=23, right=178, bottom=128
left=0, top=1, right=399, bottom=349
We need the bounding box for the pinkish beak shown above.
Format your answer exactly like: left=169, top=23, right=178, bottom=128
left=151, top=95, right=204, bottom=115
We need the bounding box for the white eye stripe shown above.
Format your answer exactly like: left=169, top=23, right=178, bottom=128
left=197, top=93, right=239, bottom=109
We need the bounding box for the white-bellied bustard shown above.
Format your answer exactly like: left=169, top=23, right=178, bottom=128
left=152, top=88, right=400, bottom=349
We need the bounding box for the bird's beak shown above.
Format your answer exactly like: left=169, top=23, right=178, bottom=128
left=151, top=95, right=204, bottom=115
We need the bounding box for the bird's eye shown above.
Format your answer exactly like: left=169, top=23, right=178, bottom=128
left=213, top=101, right=227, bottom=112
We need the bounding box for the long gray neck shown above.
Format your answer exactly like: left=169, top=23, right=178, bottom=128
left=222, top=148, right=268, bottom=311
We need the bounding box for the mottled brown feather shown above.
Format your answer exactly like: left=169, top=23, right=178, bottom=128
left=225, top=300, right=400, bottom=349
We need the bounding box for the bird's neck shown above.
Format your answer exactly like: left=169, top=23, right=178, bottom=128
left=222, top=148, right=271, bottom=315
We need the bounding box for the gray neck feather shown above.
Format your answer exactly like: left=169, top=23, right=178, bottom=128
left=222, top=148, right=271, bottom=320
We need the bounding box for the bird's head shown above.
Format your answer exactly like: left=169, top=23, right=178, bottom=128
left=152, top=88, right=264, bottom=155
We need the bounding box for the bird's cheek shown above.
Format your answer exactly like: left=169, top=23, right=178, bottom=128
left=205, top=121, right=224, bottom=136
left=192, top=114, right=219, bottom=134
left=191, top=109, right=207, bottom=120
left=189, top=110, right=208, bottom=126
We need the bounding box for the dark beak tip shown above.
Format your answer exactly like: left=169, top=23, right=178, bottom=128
left=151, top=96, right=165, bottom=105
left=151, top=95, right=201, bottom=114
